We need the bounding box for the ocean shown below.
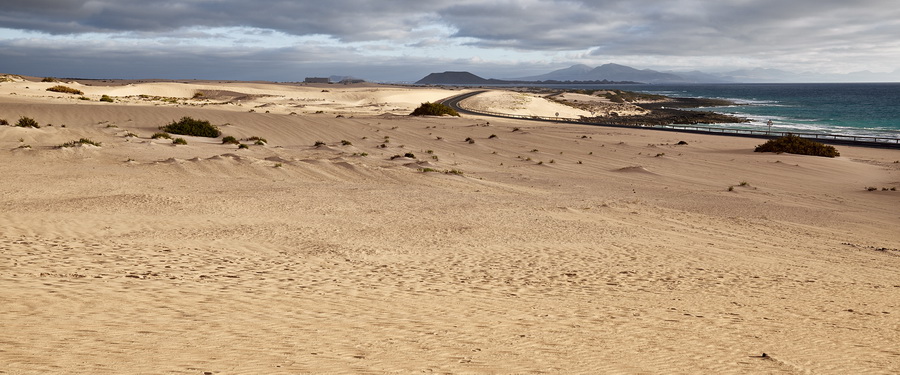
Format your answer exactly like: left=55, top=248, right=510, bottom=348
left=534, top=82, right=900, bottom=140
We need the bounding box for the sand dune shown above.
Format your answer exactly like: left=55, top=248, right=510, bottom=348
left=1, top=79, right=899, bottom=374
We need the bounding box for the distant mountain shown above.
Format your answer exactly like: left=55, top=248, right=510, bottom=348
left=515, top=64, right=594, bottom=81
left=517, top=63, right=692, bottom=84
left=416, top=64, right=900, bottom=85
left=416, top=70, right=639, bottom=85
left=416, top=71, right=507, bottom=85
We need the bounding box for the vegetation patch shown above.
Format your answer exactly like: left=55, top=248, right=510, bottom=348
left=410, top=102, right=460, bottom=117
left=222, top=136, right=240, bottom=145
left=58, top=138, right=101, bottom=148
left=151, top=132, right=171, bottom=139
left=418, top=168, right=465, bottom=175
left=0, top=119, right=8, bottom=125
left=46, top=85, right=83, bottom=95
left=603, top=90, right=666, bottom=103
left=245, top=136, right=267, bottom=144
left=15, top=117, right=39, bottom=128
left=100, top=95, right=114, bottom=102
left=172, top=137, right=188, bottom=145
left=160, top=117, right=221, bottom=138
left=754, top=135, right=840, bottom=157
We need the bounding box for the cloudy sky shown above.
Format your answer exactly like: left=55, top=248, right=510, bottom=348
left=1, top=0, right=898, bottom=82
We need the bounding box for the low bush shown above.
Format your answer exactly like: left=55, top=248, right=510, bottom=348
left=100, top=95, right=114, bottom=102
left=172, top=138, right=188, bottom=145
left=222, top=136, right=240, bottom=145
left=151, top=132, right=171, bottom=139
left=246, top=136, right=267, bottom=144
left=754, top=135, right=839, bottom=157
left=16, top=117, right=39, bottom=128
left=46, top=85, right=83, bottom=95
left=238, top=144, right=249, bottom=149
left=410, top=102, right=460, bottom=117
left=314, top=140, right=326, bottom=147
left=0, top=119, right=8, bottom=125
left=341, top=139, right=352, bottom=146
left=58, top=138, right=101, bottom=148
left=160, top=117, right=221, bottom=138
left=41, top=77, right=59, bottom=82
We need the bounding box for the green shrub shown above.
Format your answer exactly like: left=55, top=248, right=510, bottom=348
left=238, top=144, right=249, bottom=149
left=0, top=119, right=8, bottom=125
left=160, top=117, right=221, bottom=138
left=79, top=96, right=90, bottom=101
left=246, top=136, right=267, bottom=144
left=314, top=140, right=326, bottom=147
left=100, top=95, right=114, bottom=102
left=754, top=135, right=839, bottom=157
left=340, top=139, right=352, bottom=146
left=172, top=138, right=187, bottom=145
left=16, top=117, right=39, bottom=128
left=47, top=85, right=83, bottom=95
left=404, top=152, right=416, bottom=158
left=151, top=132, right=171, bottom=139
left=58, top=138, right=101, bottom=148
left=41, top=77, right=59, bottom=82
left=222, top=136, right=240, bottom=144
left=410, top=102, right=460, bottom=117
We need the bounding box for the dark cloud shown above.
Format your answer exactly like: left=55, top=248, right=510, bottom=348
left=5, top=1, right=897, bottom=52
left=1, top=0, right=897, bottom=80
left=0, top=0, right=438, bottom=41
left=0, top=38, right=528, bottom=82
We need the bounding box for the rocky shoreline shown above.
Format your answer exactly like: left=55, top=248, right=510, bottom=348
left=581, top=97, right=749, bottom=126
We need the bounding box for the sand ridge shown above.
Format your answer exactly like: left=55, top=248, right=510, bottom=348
left=1, top=79, right=899, bottom=374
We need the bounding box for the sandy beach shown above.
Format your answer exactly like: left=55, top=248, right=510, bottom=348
left=1, top=76, right=899, bottom=374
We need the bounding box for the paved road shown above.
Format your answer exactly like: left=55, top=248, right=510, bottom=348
left=436, top=91, right=900, bottom=149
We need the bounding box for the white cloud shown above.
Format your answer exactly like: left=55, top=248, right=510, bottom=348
left=0, top=0, right=898, bottom=80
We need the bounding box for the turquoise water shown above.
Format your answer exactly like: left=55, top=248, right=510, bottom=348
left=569, top=83, right=900, bottom=139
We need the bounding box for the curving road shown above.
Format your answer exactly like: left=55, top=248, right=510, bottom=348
left=436, top=91, right=900, bottom=149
